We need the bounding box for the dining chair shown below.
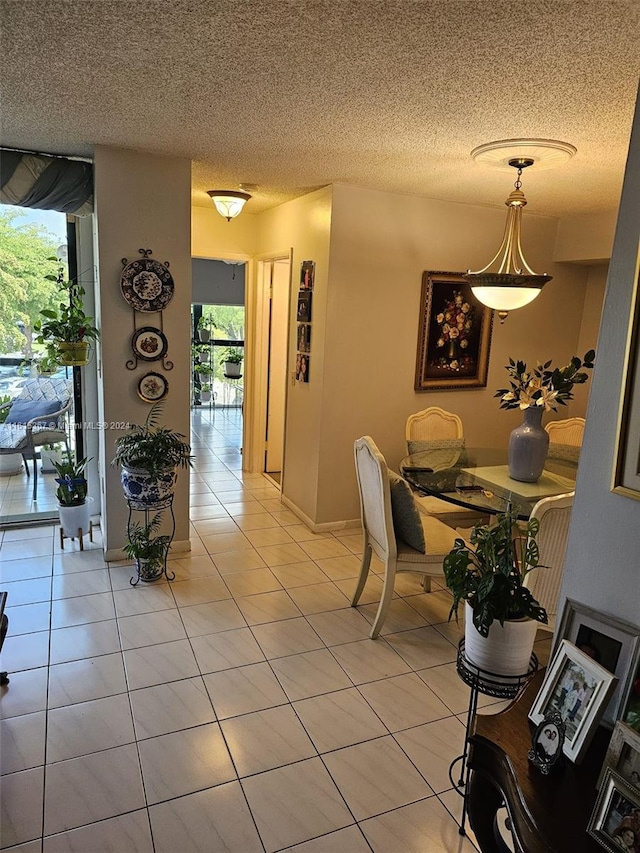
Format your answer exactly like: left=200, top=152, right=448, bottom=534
left=524, top=491, right=575, bottom=632
left=405, top=406, right=463, bottom=452
left=545, top=417, right=585, bottom=448
left=0, top=378, right=73, bottom=501
left=351, top=435, right=459, bottom=639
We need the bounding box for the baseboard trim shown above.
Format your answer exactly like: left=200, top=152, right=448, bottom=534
left=104, top=538, right=191, bottom=562
left=279, top=494, right=360, bottom=533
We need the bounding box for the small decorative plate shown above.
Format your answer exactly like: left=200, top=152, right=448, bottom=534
left=121, top=257, right=174, bottom=312
left=137, top=372, right=168, bottom=403
left=131, top=327, right=168, bottom=362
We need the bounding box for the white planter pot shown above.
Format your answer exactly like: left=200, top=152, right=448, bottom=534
left=0, top=454, right=23, bottom=476
left=198, top=329, right=210, bottom=343
left=200, top=391, right=212, bottom=403
left=198, top=352, right=210, bottom=363
left=224, top=361, right=241, bottom=377
left=134, top=556, right=164, bottom=582
left=464, top=601, right=537, bottom=677
left=41, top=448, right=63, bottom=473
left=58, top=496, right=94, bottom=538
left=120, top=465, right=177, bottom=509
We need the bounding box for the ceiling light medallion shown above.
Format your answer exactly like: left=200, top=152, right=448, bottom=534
left=465, top=139, right=576, bottom=323
left=207, top=188, right=252, bottom=221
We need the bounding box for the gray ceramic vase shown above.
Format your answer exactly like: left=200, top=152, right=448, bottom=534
left=508, top=407, right=549, bottom=482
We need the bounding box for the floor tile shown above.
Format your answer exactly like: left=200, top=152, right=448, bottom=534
left=48, top=653, right=127, bottom=709
left=148, top=781, right=263, bottom=853
left=358, top=672, right=452, bottom=731
left=288, top=582, right=351, bottom=615
left=118, top=609, right=187, bottom=650
left=223, top=567, right=283, bottom=597
left=280, top=825, right=372, bottom=852
left=255, top=542, right=309, bottom=567
left=43, top=810, right=154, bottom=853
left=0, top=667, right=48, bottom=719
left=403, top=589, right=456, bottom=625
left=384, top=625, right=458, bottom=670
left=0, top=538, right=54, bottom=562
left=252, top=617, right=324, bottom=659
left=360, top=597, right=430, bottom=634
left=1, top=631, right=50, bottom=672
left=221, top=704, right=316, bottom=776
left=236, top=589, right=301, bottom=624
left=360, top=795, right=478, bottom=852
left=51, top=592, right=115, bottom=629
left=329, top=638, right=412, bottom=684
left=294, top=687, right=388, bottom=752
left=270, top=561, right=331, bottom=588
left=123, top=639, right=200, bottom=690
left=201, top=531, right=253, bottom=555
left=417, top=661, right=477, bottom=715
left=46, top=693, right=135, bottom=763
left=0, top=766, right=44, bottom=848
left=4, top=601, right=51, bottom=635
left=168, top=553, right=221, bottom=579
left=335, top=574, right=385, bottom=605
left=312, top=553, right=361, bottom=579
left=138, top=722, right=236, bottom=804
left=3, top=577, right=52, bottom=607
left=43, top=744, right=145, bottom=835
left=241, top=757, right=353, bottom=852
left=112, top=585, right=175, bottom=619
left=394, top=716, right=466, bottom=794
left=180, top=599, right=247, bottom=637
left=213, top=549, right=267, bottom=574
left=53, top=548, right=108, bottom=574
left=191, top=627, right=266, bottom=673
left=130, top=676, right=215, bottom=739
left=170, top=575, right=231, bottom=607
left=323, top=735, right=433, bottom=820
left=0, top=710, right=46, bottom=774
left=234, top=512, right=281, bottom=531
left=0, top=555, right=52, bottom=583
left=203, top=661, right=289, bottom=719
left=49, top=620, right=121, bottom=665
left=306, top=609, right=373, bottom=646
left=52, top=568, right=111, bottom=600
left=270, top=649, right=352, bottom=701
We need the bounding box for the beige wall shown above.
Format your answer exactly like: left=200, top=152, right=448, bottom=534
left=192, top=205, right=256, bottom=259
left=560, top=86, right=640, bottom=631
left=311, top=183, right=595, bottom=525
left=554, top=209, right=618, bottom=263
left=94, top=147, right=192, bottom=556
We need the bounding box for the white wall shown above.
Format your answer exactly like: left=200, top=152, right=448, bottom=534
left=560, top=87, right=640, bottom=630
left=94, top=147, right=192, bottom=556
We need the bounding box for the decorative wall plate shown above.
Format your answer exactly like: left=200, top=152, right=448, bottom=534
left=121, top=257, right=174, bottom=312
left=131, top=327, right=168, bottom=362
left=137, top=372, right=168, bottom=402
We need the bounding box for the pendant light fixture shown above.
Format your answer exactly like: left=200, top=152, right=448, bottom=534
left=207, top=188, right=252, bottom=221
left=464, top=138, right=576, bottom=323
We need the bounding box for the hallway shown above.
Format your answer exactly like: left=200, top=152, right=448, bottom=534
left=0, top=407, right=552, bottom=851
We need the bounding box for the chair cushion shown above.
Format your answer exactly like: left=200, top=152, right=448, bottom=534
left=407, top=437, right=465, bottom=454
left=388, top=470, right=426, bottom=552
left=5, top=400, right=61, bottom=428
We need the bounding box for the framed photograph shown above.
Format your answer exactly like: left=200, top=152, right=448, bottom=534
left=414, top=271, right=493, bottom=391
left=297, top=291, right=312, bottom=323
left=297, top=323, right=311, bottom=353
left=295, top=353, right=310, bottom=383
left=528, top=711, right=566, bottom=775
left=613, top=264, right=640, bottom=500
left=529, top=639, right=618, bottom=763
left=300, top=260, right=315, bottom=291
left=588, top=768, right=640, bottom=852
left=555, top=600, right=640, bottom=726
left=597, top=722, right=640, bottom=791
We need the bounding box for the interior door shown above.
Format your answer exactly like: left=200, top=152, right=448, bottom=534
left=265, top=258, right=290, bottom=473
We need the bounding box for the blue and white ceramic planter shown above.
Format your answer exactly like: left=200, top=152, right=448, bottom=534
left=121, top=465, right=177, bottom=509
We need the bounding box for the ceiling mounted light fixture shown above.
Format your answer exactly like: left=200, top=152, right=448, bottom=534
left=465, top=138, right=576, bottom=323
left=207, top=188, right=252, bottom=221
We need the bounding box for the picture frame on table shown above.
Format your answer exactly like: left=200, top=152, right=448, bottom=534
left=597, top=721, right=640, bottom=791
left=414, top=271, right=493, bottom=391
left=529, top=639, right=618, bottom=763
left=528, top=711, right=566, bottom=775
left=554, top=599, right=640, bottom=726
left=588, top=768, right=640, bottom=853
left=612, top=264, right=640, bottom=500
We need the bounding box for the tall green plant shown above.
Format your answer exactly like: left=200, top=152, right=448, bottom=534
left=52, top=449, right=90, bottom=506
left=111, top=403, right=193, bottom=481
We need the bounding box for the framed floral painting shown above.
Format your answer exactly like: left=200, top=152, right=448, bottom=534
left=415, top=271, right=493, bottom=391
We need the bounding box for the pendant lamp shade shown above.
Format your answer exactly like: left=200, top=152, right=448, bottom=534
left=207, top=190, right=251, bottom=221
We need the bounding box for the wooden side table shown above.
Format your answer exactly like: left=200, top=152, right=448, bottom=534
left=467, top=669, right=611, bottom=852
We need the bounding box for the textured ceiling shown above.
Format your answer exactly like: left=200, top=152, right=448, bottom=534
left=1, top=1, right=639, bottom=217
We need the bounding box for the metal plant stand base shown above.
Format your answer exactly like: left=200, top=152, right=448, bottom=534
left=127, top=495, right=176, bottom=587
left=450, top=638, right=538, bottom=837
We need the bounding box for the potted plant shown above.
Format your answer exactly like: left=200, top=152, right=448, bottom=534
left=35, top=351, right=60, bottom=377
left=200, top=382, right=212, bottom=403
left=124, top=514, right=171, bottom=581
left=495, top=350, right=595, bottom=482
left=220, top=346, right=243, bottom=377
left=111, top=402, right=193, bottom=508
left=443, top=507, right=547, bottom=676
left=197, top=315, right=215, bottom=343
left=52, top=449, right=94, bottom=542
left=34, top=272, right=100, bottom=367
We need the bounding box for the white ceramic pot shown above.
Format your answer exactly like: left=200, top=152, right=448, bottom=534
left=464, top=601, right=537, bottom=677
left=200, top=391, right=212, bottom=403
left=224, top=361, right=241, bottom=377
left=58, top=496, right=94, bottom=538
left=134, top=556, right=164, bottom=582
left=198, top=329, right=210, bottom=343
left=0, top=454, right=23, bottom=476
left=120, top=465, right=177, bottom=509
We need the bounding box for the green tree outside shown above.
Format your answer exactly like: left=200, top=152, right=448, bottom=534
left=0, top=209, right=61, bottom=356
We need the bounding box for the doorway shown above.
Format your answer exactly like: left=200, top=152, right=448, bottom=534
left=263, top=257, right=291, bottom=485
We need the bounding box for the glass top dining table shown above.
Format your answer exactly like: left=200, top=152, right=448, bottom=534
left=400, top=444, right=578, bottom=520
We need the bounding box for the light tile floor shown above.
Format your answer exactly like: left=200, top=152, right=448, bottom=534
left=0, top=407, right=552, bottom=852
